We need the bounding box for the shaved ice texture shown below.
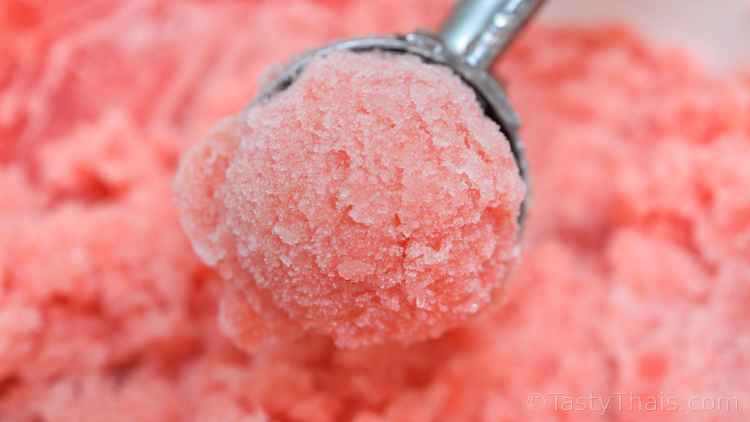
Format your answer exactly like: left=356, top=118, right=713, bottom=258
left=2, top=1, right=750, bottom=421
left=175, top=52, right=525, bottom=349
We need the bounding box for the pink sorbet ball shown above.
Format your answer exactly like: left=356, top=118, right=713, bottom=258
left=175, top=51, right=526, bottom=349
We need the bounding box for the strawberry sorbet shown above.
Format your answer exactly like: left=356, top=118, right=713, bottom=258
left=1, top=0, right=749, bottom=421
left=175, top=51, right=525, bottom=349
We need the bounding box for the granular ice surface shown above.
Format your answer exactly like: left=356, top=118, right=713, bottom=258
left=174, top=51, right=525, bottom=349
left=1, top=1, right=749, bottom=421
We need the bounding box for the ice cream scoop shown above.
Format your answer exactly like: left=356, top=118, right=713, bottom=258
left=255, top=0, right=543, bottom=225
left=277, top=0, right=537, bottom=199
left=175, top=0, right=543, bottom=350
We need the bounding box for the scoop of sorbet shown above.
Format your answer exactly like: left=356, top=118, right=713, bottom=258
left=175, top=52, right=525, bottom=349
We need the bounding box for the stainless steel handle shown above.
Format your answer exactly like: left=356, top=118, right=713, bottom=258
left=440, top=0, right=544, bottom=69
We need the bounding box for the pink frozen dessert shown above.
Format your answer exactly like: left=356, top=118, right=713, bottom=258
left=174, top=51, right=526, bottom=349
left=4, top=1, right=750, bottom=420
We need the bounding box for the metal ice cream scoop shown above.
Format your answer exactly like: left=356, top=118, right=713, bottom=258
left=252, top=0, right=545, bottom=225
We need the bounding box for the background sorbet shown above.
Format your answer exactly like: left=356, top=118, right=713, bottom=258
left=175, top=52, right=524, bottom=349
left=1, top=0, right=749, bottom=421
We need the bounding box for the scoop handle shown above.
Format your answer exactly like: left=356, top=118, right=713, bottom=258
left=439, top=0, right=544, bottom=69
